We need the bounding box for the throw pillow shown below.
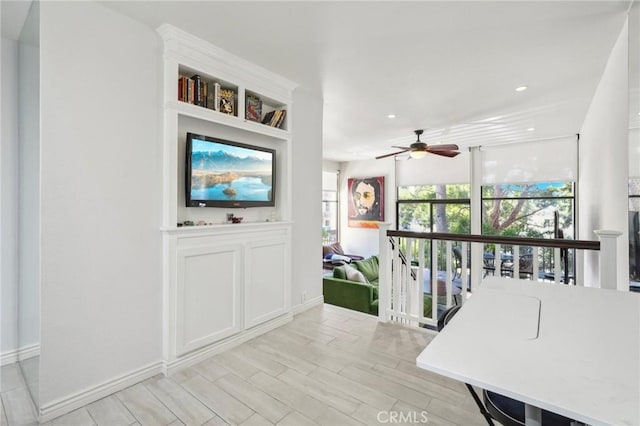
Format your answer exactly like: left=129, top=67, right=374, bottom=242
left=353, top=256, right=379, bottom=283
left=344, top=264, right=369, bottom=284
left=331, top=242, right=345, bottom=255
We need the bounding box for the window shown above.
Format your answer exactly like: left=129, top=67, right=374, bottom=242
left=397, top=184, right=470, bottom=295
left=481, top=182, right=574, bottom=238
left=481, top=181, right=575, bottom=278
left=397, top=184, right=470, bottom=233
left=322, top=172, right=339, bottom=244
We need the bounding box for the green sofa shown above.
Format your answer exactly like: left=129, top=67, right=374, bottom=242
left=322, top=256, right=433, bottom=317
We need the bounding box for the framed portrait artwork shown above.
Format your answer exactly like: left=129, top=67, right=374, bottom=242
left=347, top=176, right=385, bottom=228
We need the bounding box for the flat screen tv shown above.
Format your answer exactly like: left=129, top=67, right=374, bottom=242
left=185, top=132, right=276, bottom=208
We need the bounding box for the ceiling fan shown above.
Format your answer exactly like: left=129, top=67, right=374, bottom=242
left=376, top=129, right=461, bottom=159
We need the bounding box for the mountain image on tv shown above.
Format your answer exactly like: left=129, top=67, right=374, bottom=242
left=190, top=139, right=273, bottom=202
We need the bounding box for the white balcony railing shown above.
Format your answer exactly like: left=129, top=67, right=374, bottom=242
left=378, top=224, right=620, bottom=328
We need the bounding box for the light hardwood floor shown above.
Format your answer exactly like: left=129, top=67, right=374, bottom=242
left=1, top=304, right=488, bottom=426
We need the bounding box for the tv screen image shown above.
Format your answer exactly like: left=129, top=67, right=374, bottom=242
left=186, top=133, right=276, bottom=208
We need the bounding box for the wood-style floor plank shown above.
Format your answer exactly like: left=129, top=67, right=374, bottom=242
left=339, top=364, right=433, bottom=410
left=246, top=341, right=317, bottom=375
left=211, top=352, right=260, bottom=381
left=392, top=400, right=457, bottom=426
left=307, top=366, right=397, bottom=411
left=0, top=399, right=8, bottom=426
left=314, top=406, right=365, bottom=426
left=115, top=383, right=177, bottom=426
left=46, top=408, right=94, bottom=426
left=276, top=369, right=362, bottom=416
left=201, top=415, right=229, bottom=426
left=85, top=395, right=137, bottom=426
left=214, top=374, right=291, bottom=424
left=370, top=363, right=467, bottom=407
left=144, top=377, right=215, bottom=426
left=275, top=411, right=317, bottom=426
left=181, top=375, right=254, bottom=425
left=248, top=372, right=327, bottom=420
left=228, top=345, right=288, bottom=377
left=5, top=304, right=491, bottom=426
left=0, top=365, right=25, bottom=394
left=191, top=358, right=232, bottom=383
left=1, top=388, right=37, bottom=425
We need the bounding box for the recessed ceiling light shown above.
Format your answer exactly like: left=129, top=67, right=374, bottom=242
left=527, top=127, right=535, bottom=131
left=515, top=85, right=528, bottom=92
left=387, top=114, right=396, bottom=119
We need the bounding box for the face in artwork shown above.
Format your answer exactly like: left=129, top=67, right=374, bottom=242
left=353, top=181, right=376, bottom=217
left=349, top=177, right=382, bottom=222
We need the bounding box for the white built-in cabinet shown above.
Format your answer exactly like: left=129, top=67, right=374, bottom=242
left=158, top=24, right=297, bottom=373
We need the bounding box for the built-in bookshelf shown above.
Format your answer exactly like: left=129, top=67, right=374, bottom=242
left=158, top=24, right=298, bottom=373
left=158, top=24, right=296, bottom=228
left=174, top=67, right=288, bottom=130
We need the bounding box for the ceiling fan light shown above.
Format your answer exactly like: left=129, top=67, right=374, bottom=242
left=410, top=150, right=427, bottom=159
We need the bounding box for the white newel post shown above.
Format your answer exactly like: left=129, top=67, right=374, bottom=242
left=594, top=230, right=622, bottom=290
left=378, top=223, right=392, bottom=323
left=469, top=147, right=483, bottom=292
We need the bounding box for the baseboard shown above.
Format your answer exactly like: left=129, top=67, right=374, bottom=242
left=291, top=295, right=324, bottom=315
left=1, top=344, right=40, bottom=367
left=163, top=312, right=293, bottom=376
left=38, top=360, right=164, bottom=423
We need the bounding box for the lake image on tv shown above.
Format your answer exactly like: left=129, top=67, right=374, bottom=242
left=192, top=176, right=271, bottom=201
left=190, top=139, right=273, bottom=202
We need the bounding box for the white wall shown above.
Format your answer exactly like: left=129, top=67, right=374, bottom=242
left=323, top=159, right=339, bottom=172
left=579, top=19, right=629, bottom=290
left=339, top=157, right=395, bottom=257
left=1, top=37, right=19, bottom=359
left=291, top=88, right=323, bottom=306
left=18, top=9, right=40, bottom=352
left=39, top=1, right=162, bottom=411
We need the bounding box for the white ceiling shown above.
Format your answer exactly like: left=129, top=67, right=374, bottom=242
left=5, top=1, right=634, bottom=161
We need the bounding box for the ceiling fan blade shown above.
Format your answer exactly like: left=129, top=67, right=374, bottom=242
left=376, top=149, right=409, bottom=159
left=426, top=149, right=460, bottom=158
left=427, top=144, right=459, bottom=151
left=391, top=146, right=411, bottom=150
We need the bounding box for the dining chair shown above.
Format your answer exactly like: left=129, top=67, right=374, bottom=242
left=518, top=254, right=534, bottom=279
left=483, top=253, right=496, bottom=277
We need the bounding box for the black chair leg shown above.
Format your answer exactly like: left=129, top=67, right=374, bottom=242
left=465, top=383, right=495, bottom=426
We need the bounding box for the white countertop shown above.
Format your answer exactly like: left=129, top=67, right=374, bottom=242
left=416, top=277, right=640, bottom=426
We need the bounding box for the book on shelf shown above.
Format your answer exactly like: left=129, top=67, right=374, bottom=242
left=213, top=82, right=221, bottom=111
left=187, top=79, right=195, bottom=104
left=275, top=109, right=286, bottom=128
left=262, top=110, right=275, bottom=126
left=261, top=109, right=287, bottom=128
left=191, top=75, right=203, bottom=106
left=271, top=110, right=281, bottom=126
left=178, top=76, right=195, bottom=104
left=245, top=94, right=262, bottom=122
left=202, top=82, right=209, bottom=108
left=178, top=76, right=188, bottom=102
left=219, top=88, right=236, bottom=115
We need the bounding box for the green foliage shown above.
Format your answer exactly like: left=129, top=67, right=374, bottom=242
left=397, top=181, right=573, bottom=241
left=398, top=184, right=470, bottom=233
left=482, top=182, right=573, bottom=238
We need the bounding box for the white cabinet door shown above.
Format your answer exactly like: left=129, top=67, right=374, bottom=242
left=244, top=238, right=290, bottom=329
left=176, top=244, right=242, bottom=356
